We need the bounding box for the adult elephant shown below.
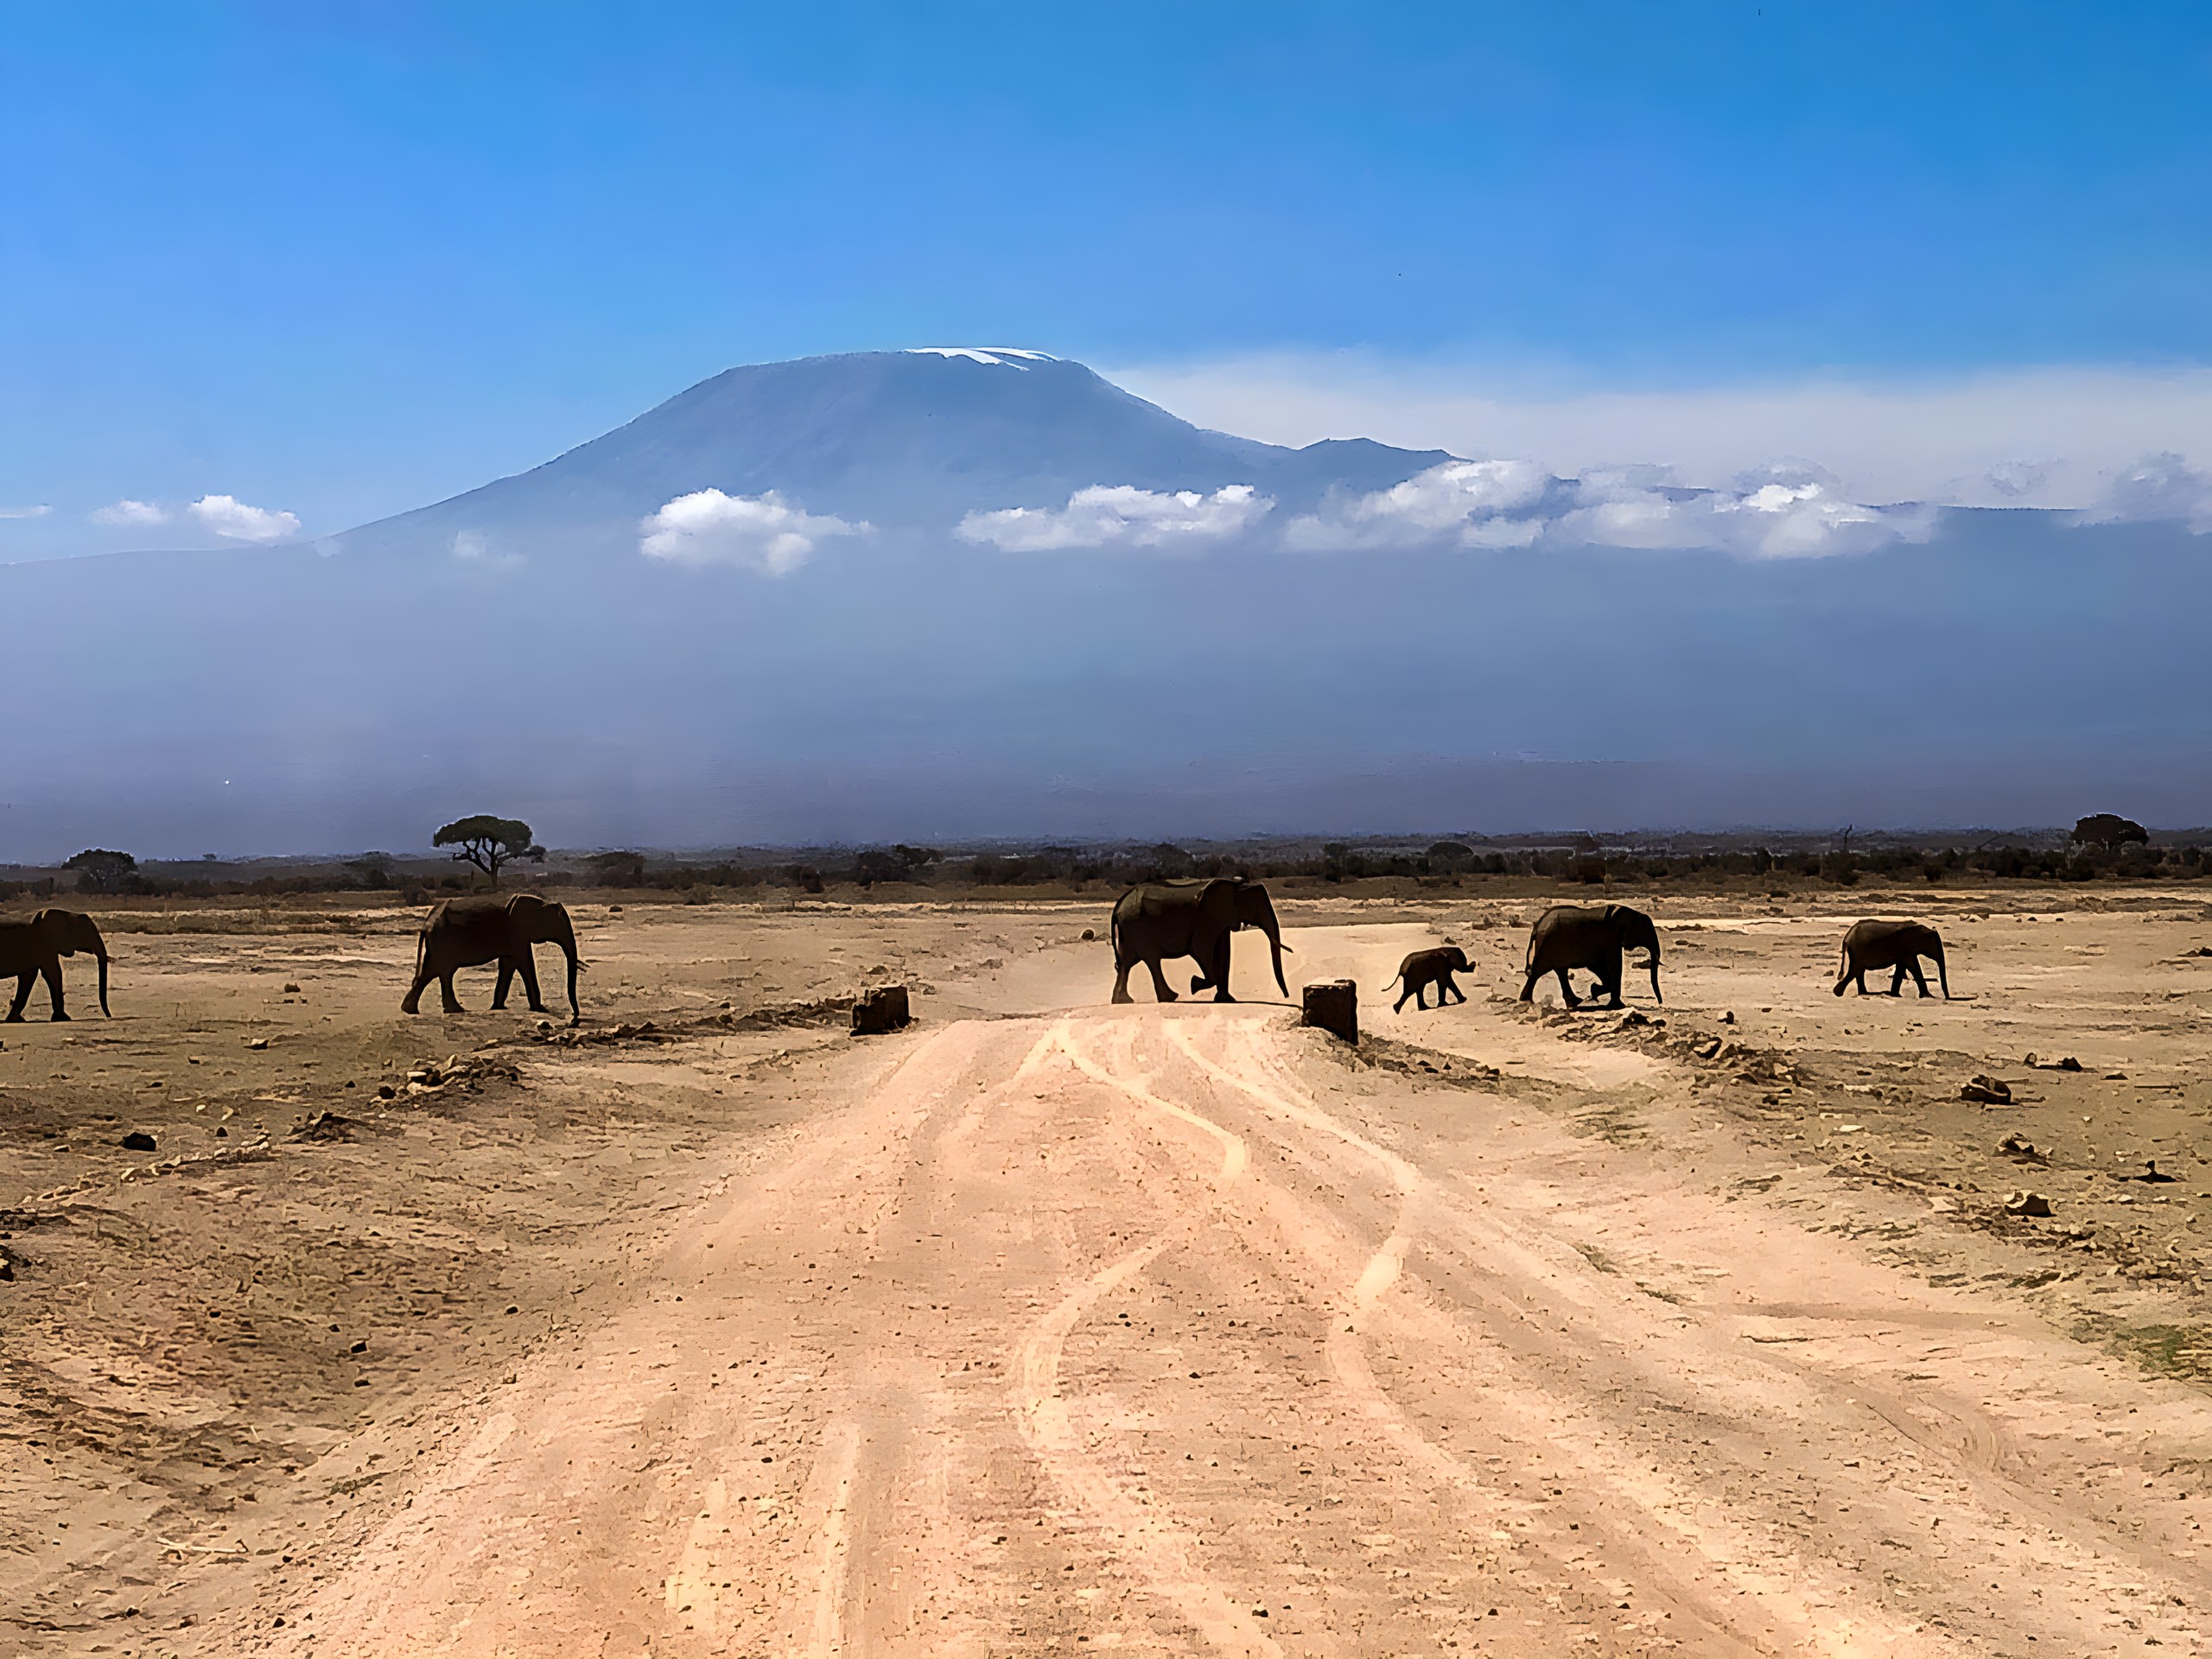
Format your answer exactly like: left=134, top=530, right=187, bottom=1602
left=401, top=893, right=583, bottom=1023
left=1520, top=904, right=1662, bottom=1010
left=1110, top=877, right=1289, bottom=1004
left=1834, top=919, right=1954, bottom=999
left=1383, top=945, right=1475, bottom=1012
left=1, top=908, right=111, bottom=1021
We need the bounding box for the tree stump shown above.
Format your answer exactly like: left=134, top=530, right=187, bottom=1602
left=1301, top=979, right=1358, bottom=1044
left=851, top=984, right=912, bottom=1036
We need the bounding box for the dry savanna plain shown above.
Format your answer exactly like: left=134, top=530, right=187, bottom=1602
left=11, top=880, right=2212, bottom=1656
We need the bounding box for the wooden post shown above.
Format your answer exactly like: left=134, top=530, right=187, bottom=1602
left=851, top=984, right=912, bottom=1035
left=1301, top=978, right=1357, bottom=1044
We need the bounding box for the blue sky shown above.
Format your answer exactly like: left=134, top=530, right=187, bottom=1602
left=5, top=2, right=2211, bottom=547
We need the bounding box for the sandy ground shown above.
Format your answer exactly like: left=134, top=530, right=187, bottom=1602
left=8, top=883, right=2212, bottom=1655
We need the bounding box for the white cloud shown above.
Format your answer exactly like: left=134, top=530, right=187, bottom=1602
left=1107, top=354, right=2212, bottom=512
left=452, top=530, right=522, bottom=569
left=2075, top=453, right=2212, bottom=534
left=91, top=499, right=167, bottom=526
left=1286, top=459, right=1548, bottom=550
left=188, top=493, right=301, bottom=543
left=1286, top=458, right=1933, bottom=560
left=957, top=484, right=1272, bottom=552
left=1, top=503, right=52, bottom=520
left=639, top=488, right=866, bottom=574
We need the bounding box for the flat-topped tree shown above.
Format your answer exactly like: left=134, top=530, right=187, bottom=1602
left=433, top=816, right=545, bottom=889
left=64, top=849, right=137, bottom=894
left=2072, top=813, right=2150, bottom=851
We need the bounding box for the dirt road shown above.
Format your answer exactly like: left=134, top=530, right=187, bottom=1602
left=257, top=927, right=2212, bottom=1656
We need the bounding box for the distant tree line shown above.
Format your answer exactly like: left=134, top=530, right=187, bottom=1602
left=7, top=823, right=2208, bottom=903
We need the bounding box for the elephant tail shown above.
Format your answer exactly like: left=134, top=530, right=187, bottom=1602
left=413, top=922, right=428, bottom=987
left=1109, top=906, right=1122, bottom=963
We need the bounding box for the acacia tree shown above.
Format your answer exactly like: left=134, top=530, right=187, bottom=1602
left=2072, top=813, right=2150, bottom=851
left=433, top=816, right=545, bottom=888
left=65, top=849, right=138, bottom=894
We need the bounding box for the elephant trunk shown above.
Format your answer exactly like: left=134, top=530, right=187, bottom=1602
left=78, top=918, right=112, bottom=1016
left=548, top=911, right=583, bottom=1026
left=1647, top=953, right=1662, bottom=1005
left=1255, top=905, right=1289, bottom=997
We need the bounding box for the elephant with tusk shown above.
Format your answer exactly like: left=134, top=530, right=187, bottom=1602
left=1, top=908, right=111, bottom=1021
left=1383, top=945, right=1474, bottom=1012
left=1520, top=903, right=1662, bottom=1010
left=401, top=893, right=585, bottom=1024
left=1833, top=919, right=1954, bottom=999
left=1109, top=877, right=1290, bottom=1004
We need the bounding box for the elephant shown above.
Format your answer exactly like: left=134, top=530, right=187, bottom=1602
left=1384, top=945, right=1474, bottom=1012
left=401, top=893, right=583, bottom=1023
left=1109, top=877, right=1289, bottom=1004
left=1519, top=903, right=1662, bottom=1010
left=0, top=908, right=111, bottom=1021
left=1833, top=919, right=1954, bottom=999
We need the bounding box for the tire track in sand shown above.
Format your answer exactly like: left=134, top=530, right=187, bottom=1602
left=1173, top=1017, right=1925, bottom=1659
left=1012, top=1019, right=1281, bottom=1659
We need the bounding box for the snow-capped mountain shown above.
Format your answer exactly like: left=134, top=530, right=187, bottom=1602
left=332, top=349, right=1454, bottom=564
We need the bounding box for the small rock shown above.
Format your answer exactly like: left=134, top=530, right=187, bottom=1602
left=1618, top=1009, right=1649, bottom=1027
left=1960, top=1075, right=2012, bottom=1105
left=292, top=1111, right=354, bottom=1142
left=2004, top=1190, right=2054, bottom=1217
left=283, top=982, right=301, bottom=994
left=2127, top=1160, right=2180, bottom=1185
left=350, top=1339, right=367, bottom=1354
left=120, top=1130, right=157, bottom=1152
left=215, top=1126, right=227, bottom=1138
left=375, top=1084, right=396, bottom=1100
left=247, top=1037, right=269, bottom=1051
left=1998, top=1132, right=2048, bottom=1163
left=1720, top=1011, right=1736, bottom=1025
left=1081, top=928, right=1096, bottom=941
left=1692, top=1036, right=1722, bottom=1059
left=0, top=1259, right=14, bottom=1281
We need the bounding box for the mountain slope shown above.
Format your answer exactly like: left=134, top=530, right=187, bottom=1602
left=334, top=350, right=1454, bottom=563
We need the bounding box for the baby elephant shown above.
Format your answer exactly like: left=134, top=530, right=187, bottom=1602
left=1386, top=945, right=1474, bottom=1012
left=1834, top=918, right=1954, bottom=999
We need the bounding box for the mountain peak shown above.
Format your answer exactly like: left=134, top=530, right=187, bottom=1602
left=334, top=348, right=1451, bottom=562
left=902, top=346, right=1061, bottom=367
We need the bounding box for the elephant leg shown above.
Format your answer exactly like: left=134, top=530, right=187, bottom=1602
left=438, top=970, right=465, bottom=1014
left=491, top=962, right=516, bottom=1009
left=1904, top=958, right=1932, bottom=997
left=1597, top=970, right=1624, bottom=1010
left=1852, top=969, right=1870, bottom=995
left=1886, top=963, right=1907, bottom=996
left=1143, top=957, right=1179, bottom=1002
left=1394, top=982, right=1412, bottom=1012
left=6, top=971, right=31, bottom=1021
left=1112, top=960, right=1135, bottom=1004
left=1553, top=968, right=1581, bottom=1009
left=1209, top=940, right=1236, bottom=1001
left=1517, top=971, right=1540, bottom=1003
left=42, top=963, right=67, bottom=1020
left=517, top=953, right=547, bottom=1013
left=1444, top=974, right=1466, bottom=1005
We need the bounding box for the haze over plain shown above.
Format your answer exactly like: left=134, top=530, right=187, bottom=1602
left=4, top=4, right=2210, bottom=853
